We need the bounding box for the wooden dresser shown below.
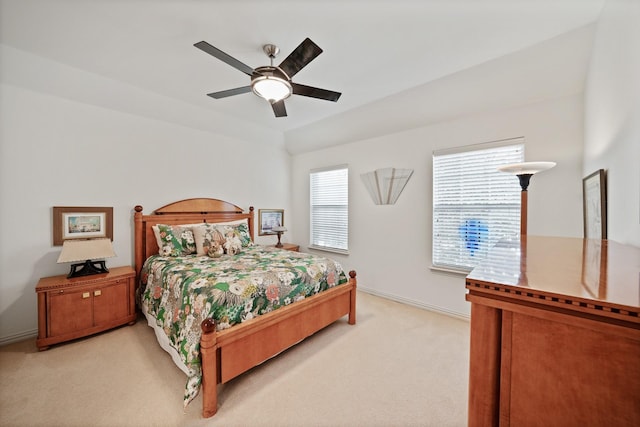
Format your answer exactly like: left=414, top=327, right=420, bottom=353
left=465, top=236, right=640, bottom=426
left=36, top=266, right=136, bottom=350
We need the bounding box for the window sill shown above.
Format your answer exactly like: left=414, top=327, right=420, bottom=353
left=308, top=245, right=349, bottom=256
left=429, top=265, right=471, bottom=276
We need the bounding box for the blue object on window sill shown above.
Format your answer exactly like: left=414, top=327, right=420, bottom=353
left=460, top=219, right=488, bottom=256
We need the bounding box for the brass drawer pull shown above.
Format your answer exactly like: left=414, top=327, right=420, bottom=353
left=94, top=290, right=102, bottom=297
left=82, top=292, right=90, bottom=299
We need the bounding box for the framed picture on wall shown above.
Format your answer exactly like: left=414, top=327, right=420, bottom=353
left=53, top=206, right=113, bottom=246
left=258, top=209, right=284, bottom=236
left=582, top=169, right=607, bottom=239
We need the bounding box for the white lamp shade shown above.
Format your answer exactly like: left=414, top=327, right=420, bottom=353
left=57, top=238, right=116, bottom=263
left=497, top=161, right=556, bottom=175
left=272, top=226, right=287, bottom=233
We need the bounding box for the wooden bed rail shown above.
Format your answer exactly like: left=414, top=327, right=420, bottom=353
left=200, top=270, right=357, bottom=418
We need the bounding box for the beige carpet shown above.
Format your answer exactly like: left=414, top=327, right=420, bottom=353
left=0, top=291, right=470, bottom=427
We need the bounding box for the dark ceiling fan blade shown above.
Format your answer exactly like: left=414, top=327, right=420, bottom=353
left=278, top=38, right=323, bottom=79
left=292, top=83, right=341, bottom=102
left=194, top=41, right=255, bottom=76
left=271, top=100, right=287, bottom=117
left=207, top=86, right=252, bottom=99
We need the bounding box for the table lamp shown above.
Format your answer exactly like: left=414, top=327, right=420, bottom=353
left=272, top=226, right=287, bottom=248
left=497, top=161, right=556, bottom=235
left=57, top=238, right=116, bottom=278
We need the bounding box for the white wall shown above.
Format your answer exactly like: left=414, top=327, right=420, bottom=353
left=0, top=53, right=290, bottom=343
left=8, top=0, right=636, bottom=342
left=291, top=95, right=584, bottom=318
left=584, top=0, right=640, bottom=247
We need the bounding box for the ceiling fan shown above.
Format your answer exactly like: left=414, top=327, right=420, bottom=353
left=194, top=38, right=341, bottom=118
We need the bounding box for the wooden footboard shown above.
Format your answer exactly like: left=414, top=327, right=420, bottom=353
left=200, top=271, right=357, bottom=418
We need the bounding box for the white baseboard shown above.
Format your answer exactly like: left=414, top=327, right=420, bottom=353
left=358, top=287, right=470, bottom=321
left=0, top=329, right=37, bottom=347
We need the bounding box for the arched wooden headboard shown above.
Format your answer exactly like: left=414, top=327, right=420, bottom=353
left=133, top=198, right=254, bottom=281
left=153, top=198, right=244, bottom=214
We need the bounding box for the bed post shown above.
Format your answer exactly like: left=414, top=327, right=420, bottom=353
left=134, top=205, right=144, bottom=280
left=200, top=318, right=218, bottom=418
left=248, top=206, right=255, bottom=241
left=348, top=270, right=357, bottom=325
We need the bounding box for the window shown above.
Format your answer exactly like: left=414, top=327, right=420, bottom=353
left=432, top=138, right=524, bottom=271
left=310, top=165, right=348, bottom=253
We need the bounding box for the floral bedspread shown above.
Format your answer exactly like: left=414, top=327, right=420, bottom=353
left=138, top=245, right=348, bottom=407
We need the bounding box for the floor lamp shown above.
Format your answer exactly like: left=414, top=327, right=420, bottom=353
left=498, top=162, right=556, bottom=235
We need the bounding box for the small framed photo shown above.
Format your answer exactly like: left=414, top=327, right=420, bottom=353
left=582, top=169, right=607, bottom=239
left=258, top=209, right=284, bottom=236
left=53, top=206, right=113, bottom=246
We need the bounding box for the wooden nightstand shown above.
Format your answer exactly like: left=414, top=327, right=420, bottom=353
left=35, top=266, right=136, bottom=350
left=272, top=243, right=300, bottom=252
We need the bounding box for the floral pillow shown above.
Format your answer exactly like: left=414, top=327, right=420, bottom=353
left=192, top=224, right=226, bottom=256
left=193, top=221, right=254, bottom=256
left=152, top=224, right=196, bottom=257
left=217, top=222, right=253, bottom=248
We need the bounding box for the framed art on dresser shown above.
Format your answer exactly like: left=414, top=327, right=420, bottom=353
left=582, top=169, right=607, bottom=239
left=52, top=206, right=113, bottom=246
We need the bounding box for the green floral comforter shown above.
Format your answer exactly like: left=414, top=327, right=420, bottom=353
left=139, top=245, right=348, bottom=407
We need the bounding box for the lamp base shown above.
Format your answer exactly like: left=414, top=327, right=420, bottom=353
left=275, top=231, right=283, bottom=248
left=517, top=173, right=533, bottom=191
left=68, top=260, right=109, bottom=278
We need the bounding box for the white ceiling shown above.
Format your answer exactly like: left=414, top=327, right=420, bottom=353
left=1, top=0, right=605, bottom=151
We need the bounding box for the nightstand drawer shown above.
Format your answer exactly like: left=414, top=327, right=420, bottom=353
left=48, top=288, right=94, bottom=336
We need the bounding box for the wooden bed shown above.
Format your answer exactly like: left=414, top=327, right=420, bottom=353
left=134, top=198, right=357, bottom=417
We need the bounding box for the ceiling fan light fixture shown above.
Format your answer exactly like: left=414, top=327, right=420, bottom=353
left=251, top=75, right=292, bottom=103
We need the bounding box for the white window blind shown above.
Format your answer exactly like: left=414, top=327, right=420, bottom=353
left=432, top=139, right=524, bottom=271
left=310, top=165, right=348, bottom=253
